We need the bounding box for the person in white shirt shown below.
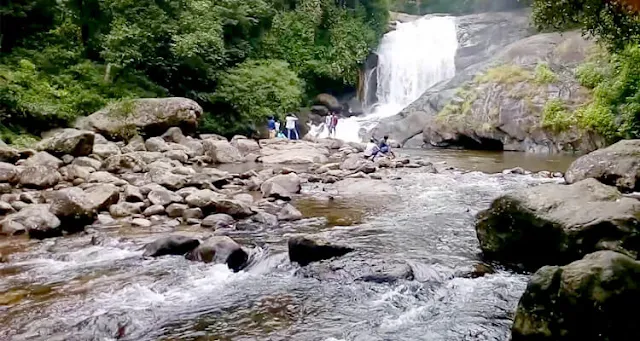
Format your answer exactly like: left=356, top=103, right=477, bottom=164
left=285, top=114, right=299, bottom=140
left=325, top=115, right=332, bottom=135
left=363, top=138, right=380, bottom=160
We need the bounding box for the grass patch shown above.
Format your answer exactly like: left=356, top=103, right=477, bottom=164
left=475, top=64, right=532, bottom=85
left=534, top=62, right=557, bottom=85
left=541, top=99, right=576, bottom=132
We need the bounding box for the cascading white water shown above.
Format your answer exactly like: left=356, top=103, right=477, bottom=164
left=310, top=16, right=458, bottom=142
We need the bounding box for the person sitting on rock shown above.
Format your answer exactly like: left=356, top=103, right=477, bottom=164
left=364, top=138, right=380, bottom=160
left=378, top=135, right=395, bottom=158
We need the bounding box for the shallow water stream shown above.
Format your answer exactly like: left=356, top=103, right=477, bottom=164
left=0, top=151, right=571, bottom=341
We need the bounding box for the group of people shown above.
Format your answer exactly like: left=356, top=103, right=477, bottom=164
left=267, top=114, right=300, bottom=140
left=324, top=111, right=339, bottom=138
left=364, top=135, right=395, bottom=160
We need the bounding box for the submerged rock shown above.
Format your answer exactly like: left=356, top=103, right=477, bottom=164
left=142, top=235, right=200, bottom=257
left=512, top=251, right=640, bottom=341
left=185, top=236, right=248, bottom=271
left=476, top=178, right=640, bottom=270
left=296, top=254, right=414, bottom=283
left=288, top=235, right=354, bottom=266
left=565, top=139, right=640, bottom=192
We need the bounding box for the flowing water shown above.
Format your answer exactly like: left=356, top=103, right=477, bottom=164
left=310, top=16, right=458, bottom=142
left=0, top=152, right=571, bottom=341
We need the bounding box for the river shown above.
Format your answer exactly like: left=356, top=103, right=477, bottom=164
left=0, top=150, right=573, bottom=341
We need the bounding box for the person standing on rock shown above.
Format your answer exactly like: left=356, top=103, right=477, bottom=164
left=329, top=112, right=339, bottom=138
left=325, top=114, right=332, bottom=136
left=267, top=116, right=276, bottom=139
left=285, top=113, right=299, bottom=140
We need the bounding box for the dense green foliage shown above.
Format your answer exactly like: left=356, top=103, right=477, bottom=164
left=532, top=0, right=640, bottom=140
left=0, top=0, right=389, bottom=140
left=391, top=0, right=530, bottom=15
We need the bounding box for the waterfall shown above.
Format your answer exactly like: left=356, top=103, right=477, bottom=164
left=310, top=16, right=458, bottom=143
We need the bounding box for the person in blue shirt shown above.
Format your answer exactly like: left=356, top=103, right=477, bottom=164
left=378, top=135, right=395, bottom=157
left=267, top=116, right=276, bottom=139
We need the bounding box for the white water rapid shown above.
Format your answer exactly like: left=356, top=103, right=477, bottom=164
left=310, top=16, right=458, bottom=142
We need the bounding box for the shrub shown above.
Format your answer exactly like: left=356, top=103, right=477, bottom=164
left=534, top=62, right=557, bottom=84
left=541, top=99, right=576, bottom=132
left=475, top=64, right=532, bottom=84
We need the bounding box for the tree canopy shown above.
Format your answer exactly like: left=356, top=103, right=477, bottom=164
left=0, top=0, right=389, bottom=140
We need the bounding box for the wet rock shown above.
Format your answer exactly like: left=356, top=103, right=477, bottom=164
left=18, top=166, right=62, bottom=188
left=36, top=129, right=95, bottom=157
left=503, top=167, right=527, bottom=175
left=148, top=188, right=183, bottom=206
left=203, top=139, right=244, bottom=163
left=166, top=203, right=188, bottom=218
left=22, top=151, right=64, bottom=169
left=109, top=202, right=145, bottom=218
left=476, top=178, right=640, bottom=270
left=512, top=251, right=640, bottom=341
left=565, top=139, right=640, bottom=192
left=277, top=203, right=303, bottom=221
left=185, top=236, right=248, bottom=271
left=1, top=204, right=61, bottom=238
left=0, top=201, right=15, bottom=215
left=72, top=156, right=102, bottom=170
left=142, top=235, right=200, bottom=257
left=260, top=173, right=301, bottom=199
left=182, top=208, right=203, bottom=220
left=0, top=146, right=20, bottom=163
left=185, top=189, right=223, bottom=207
left=201, top=213, right=235, bottom=229
left=143, top=204, right=166, bottom=217
left=131, top=218, right=152, bottom=227
left=95, top=213, right=117, bottom=226
left=457, top=262, right=497, bottom=279
left=296, top=254, right=414, bottom=283
left=75, top=97, right=202, bottom=140
left=88, top=171, right=127, bottom=186
left=0, top=162, right=18, bottom=183
left=288, top=236, right=354, bottom=266
left=208, top=198, right=253, bottom=218
left=251, top=211, right=278, bottom=227
left=47, top=187, right=97, bottom=231
left=103, top=153, right=147, bottom=173
left=84, top=184, right=120, bottom=211
left=92, top=142, right=121, bottom=159
left=124, top=185, right=144, bottom=202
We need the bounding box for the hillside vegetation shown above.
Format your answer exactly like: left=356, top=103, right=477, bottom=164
left=0, top=0, right=388, bottom=142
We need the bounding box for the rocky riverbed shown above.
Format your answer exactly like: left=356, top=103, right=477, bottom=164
left=0, top=105, right=638, bottom=340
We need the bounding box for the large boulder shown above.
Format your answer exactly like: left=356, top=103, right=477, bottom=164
left=185, top=236, right=248, bottom=271
left=476, top=178, right=640, bottom=270
left=47, top=187, right=97, bottom=232
left=259, top=140, right=329, bottom=164
left=512, top=251, right=640, bottom=341
left=288, top=235, right=354, bottom=266
left=84, top=184, right=120, bottom=211
left=314, top=93, right=339, bottom=110
left=565, top=139, right=640, bottom=192
left=230, top=135, right=260, bottom=155
left=36, top=129, right=95, bottom=157
left=142, top=235, right=200, bottom=257
left=18, top=166, right=62, bottom=189
left=203, top=139, right=244, bottom=163
left=22, top=151, right=63, bottom=168
left=75, top=97, right=202, bottom=140
left=260, top=173, right=301, bottom=199
left=0, top=204, right=61, bottom=239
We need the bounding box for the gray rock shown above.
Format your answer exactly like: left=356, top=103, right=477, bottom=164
left=0, top=162, right=18, bottom=183
left=203, top=139, right=244, bottom=163
left=92, top=142, right=121, bottom=159
left=260, top=173, right=301, bottom=200
left=0, top=146, right=20, bottom=163
left=145, top=137, right=170, bottom=152
left=131, top=218, right=152, bottom=227
left=75, top=98, right=202, bottom=140
left=1, top=204, right=61, bottom=238
left=201, top=213, right=235, bottom=229
left=148, top=188, right=183, bottom=206
left=36, top=129, right=95, bottom=157
left=22, top=151, right=63, bottom=169
left=121, top=135, right=147, bottom=153
left=84, top=184, right=120, bottom=211
left=251, top=211, right=278, bottom=227
left=58, top=165, right=94, bottom=182
left=182, top=207, right=203, bottom=220
left=233, top=193, right=254, bottom=205
left=72, top=156, right=102, bottom=170
left=0, top=201, right=16, bottom=215
left=161, top=127, right=186, bottom=143
left=47, top=187, right=96, bottom=232
left=185, top=189, right=223, bottom=207
left=147, top=168, right=188, bottom=190
left=109, top=202, right=145, bottom=218
left=185, top=236, right=248, bottom=271
left=176, top=187, right=199, bottom=198
left=476, top=178, right=640, bottom=270
left=230, top=136, right=260, bottom=155
left=565, top=139, right=640, bottom=192
left=143, top=204, right=165, bottom=217
left=142, top=235, right=200, bottom=257
left=88, top=171, right=127, bottom=186
left=61, top=154, right=74, bottom=164
left=340, top=153, right=374, bottom=171
left=166, top=203, right=188, bottom=218
left=19, top=192, right=41, bottom=204
left=277, top=203, right=303, bottom=221
left=512, top=251, right=640, bottom=341
left=103, top=153, right=147, bottom=173
left=164, top=150, right=188, bottom=163
left=11, top=201, right=29, bottom=211
left=288, top=235, right=354, bottom=266
left=296, top=254, right=414, bottom=284
left=18, top=166, right=62, bottom=188
left=124, top=185, right=144, bottom=202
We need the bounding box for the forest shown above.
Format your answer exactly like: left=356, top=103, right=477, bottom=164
left=0, top=0, right=388, bottom=143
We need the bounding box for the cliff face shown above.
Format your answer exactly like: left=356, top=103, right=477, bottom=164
left=370, top=10, right=604, bottom=153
